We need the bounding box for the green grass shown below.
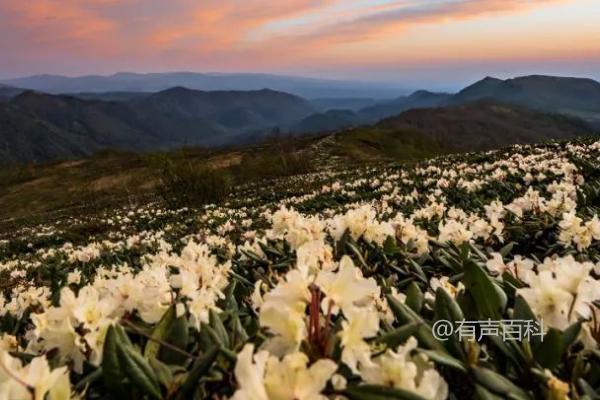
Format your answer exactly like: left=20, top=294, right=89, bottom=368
left=331, top=127, right=450, bottom=161
left=0, top=135, right=323, bottom=228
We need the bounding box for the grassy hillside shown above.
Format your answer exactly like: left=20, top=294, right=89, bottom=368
left=0, top=136, right=323, bottom=226
left=0, top=100, right=595, bottom=225
left=1, top=136, right=600, bottom=399
left=375, top=101, right=592, bottom=151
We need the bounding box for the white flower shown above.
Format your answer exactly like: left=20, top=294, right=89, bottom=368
left=232, top=344, right=337, bottom=400
left=260, top=306, right=307, bottom=356
left=359, top=337, right=448, bottom=400
left=272, top=207, right=324, bottom=249
left=66, top=271, right=81, bottom=285
left=0, top=351, right=72, bottom=400
left=438, top=220, right=472, bottom=246
left=338, top=306, right=380, bottom=373
left=517, top=270, right=573, bottom=330
left=251, top=281, right=265, bottom=312
left=315, top=256, right=380, bottom=316
left=558, top=211, right=600, bottom=251
left=429, top=276, right=464, bottom=299
left=258, top=269, right=311, bottom=355
left=328, top=205, right=385, bottom=243
left=232, top=345, right=270, bottom=400
left=296, top=240, right=335, bottom=276
left=392, top=215, right=430, bottom=256
left=486, top=253, right=507, bottom=276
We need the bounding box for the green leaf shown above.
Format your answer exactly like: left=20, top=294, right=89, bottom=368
left=433, top=287, right=466, bottom=358
left=149, top=357, right=173, bottom=389
left=562, top=320, right=582, bottom=350
left=420, top=349, right=466, bottom=372
left=74, top=368, right=102, bottom=391
left=342, top=385, right=429, bottom=400
left=499, top=242, right=515, bottom=257
left=485, top=334, right=525, bottom=370
left=405, top=282, right=424, bottom=314
left=223, top=280, right=238, bottom=311
left=347, top=241, right=369, bottom=270
left=383, top=236, right=399, bottom=255
left=474, top=384, right=506, bottom=400
left=178, top=346, right=219, bottom=398
left=513, top=295, right=537, bottom=322
left=577, top=378, right=599, bottom=398
left=375, top=323, right=420, bottom=348
left=533, top=328, right=563, bottom=370
left=199, top=322, right=223, bottom=348
left=209, top=309, right=230, bottom=349
left=463, top=260, right=506, bottom=320
left=144, top=305, right=176, bottom=359
left=471, top=366, right=531, bottom=400
left=114, top=324, right=133, bottom=347
left=228, top=313, right=249, bottom=349
left=407, top=259, right=427, bottom=282
left=102, top=325, right=128, bottom=395
left=386, top=295, right=445, bottom=352
left=433, top=287, right=464, bottom=323
left=159, top=313, right=189, bottom=365
left=118, top=342, right=162, bottom=399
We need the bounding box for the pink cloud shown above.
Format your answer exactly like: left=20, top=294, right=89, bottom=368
left=0, top=0, right=587, bottom=77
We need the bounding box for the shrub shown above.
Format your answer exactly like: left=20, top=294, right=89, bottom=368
left=150, top=154, right=232, bottom=207
left=234, top=149, right=312, bottom=181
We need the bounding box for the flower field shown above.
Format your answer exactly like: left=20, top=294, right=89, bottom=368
left=1, top=137, right=600, bottom=399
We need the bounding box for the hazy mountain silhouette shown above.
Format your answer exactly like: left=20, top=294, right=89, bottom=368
left=310, top=97, right=381, bottom=111
left=371, top=100, right=592, bottom=151
left=293, top=110, right=360, bottom=133
left=1, top=72, right=407, bottom=99
left=1, top=74, right=599, bottom=163
left=0, top=88, right=314, bottom=163
left=293, top=75, right=600, bottom=132
left=0, top=84, right=26, bottom=100
left=450, top=75, right=600, bottom=126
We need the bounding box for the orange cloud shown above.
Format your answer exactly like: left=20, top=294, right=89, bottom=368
left=0, top=0, right=591, bottom=77
left=2, top=1, right=115, bottom=42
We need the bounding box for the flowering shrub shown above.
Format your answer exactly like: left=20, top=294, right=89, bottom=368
left=1, top=138, right=600, bottom=399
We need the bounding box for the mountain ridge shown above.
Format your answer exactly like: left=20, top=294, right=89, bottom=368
left=0, top=88, right=315, bottom=163
left=1, top=72, right=409, bottom=99
left=1, top=74, right=599, bottom=164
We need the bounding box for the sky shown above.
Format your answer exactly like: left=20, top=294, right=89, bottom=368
left=1, top=0, right=599, bottom=90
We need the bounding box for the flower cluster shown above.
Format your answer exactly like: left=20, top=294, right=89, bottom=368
left=0, top=138, right=599, bottom=399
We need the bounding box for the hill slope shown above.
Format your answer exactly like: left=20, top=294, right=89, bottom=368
left=292, top=90, right=451, bottom=133
left=331, top=101, right=593, bottom=160
left=451, top=75, right=600, bottom=126
left=0, top=88, right=315, bottom=163
left=0, top=84, right=25, bottom=100
left=132, top=87, right=313, bottom=133
left=296, top=75, right=600, bottom=133
left=1, top=100, right=592, bottom=220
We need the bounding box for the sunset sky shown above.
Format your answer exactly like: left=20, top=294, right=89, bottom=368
left=1, top=0, right=599, bottom=89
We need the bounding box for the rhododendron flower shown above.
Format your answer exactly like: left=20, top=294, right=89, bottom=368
left=232, top=344, right=337, bottom=400
left=359, top=337, right=448, bottom=400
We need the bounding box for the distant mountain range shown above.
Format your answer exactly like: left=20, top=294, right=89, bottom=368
left=0, top=84, right=25, bottom=100
left=333, top=101, right=591, bottom=161
left=450, top=75, right=600, bottom=126
left=292, top=90, right=451, bottom=132
left=292, top=75, right=600, bottom=133
left=0, top=72, right=408, bottom=99
left=0, top=74, right=598, bottom=163
left=0, top=88, right=314, bottom=163
left=373, top=101, right=590, bottom=152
